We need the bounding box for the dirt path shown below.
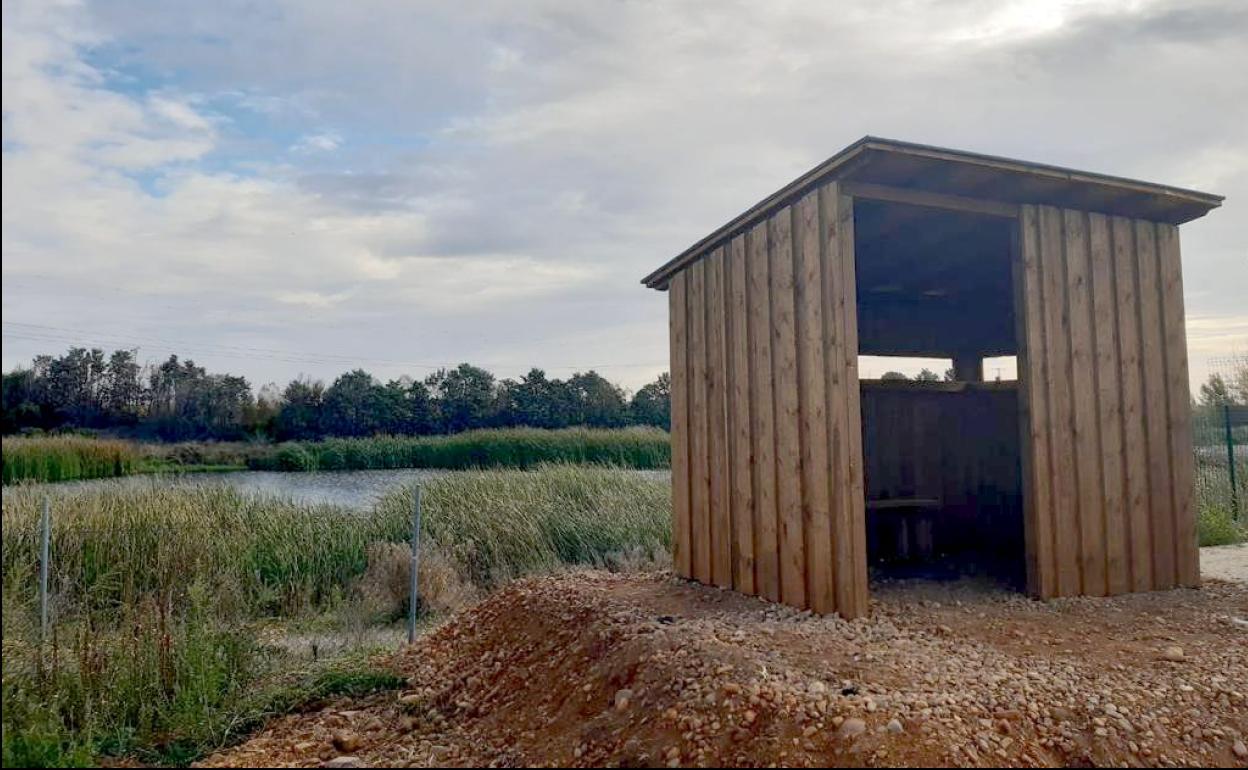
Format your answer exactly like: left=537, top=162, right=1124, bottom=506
left=201, top=557, right=1248, bottom=768
left=1202, top=544, right=1248, bottom=584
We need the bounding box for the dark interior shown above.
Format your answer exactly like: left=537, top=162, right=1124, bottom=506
left=854, top=199, right=1025, bottom=587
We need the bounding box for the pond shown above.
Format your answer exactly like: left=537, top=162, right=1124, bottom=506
left=56, top=467, right=673, bottom=511
left=62, top=468, right=454, bottom=511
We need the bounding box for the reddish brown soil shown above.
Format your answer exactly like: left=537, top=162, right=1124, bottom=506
left=200, top=572, right=1248, bottom=768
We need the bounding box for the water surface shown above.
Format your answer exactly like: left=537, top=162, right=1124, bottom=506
left=57, top=467, right=671, bottom=511
left=63, top=469, right=452, bottom=510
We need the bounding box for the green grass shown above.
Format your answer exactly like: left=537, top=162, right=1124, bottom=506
left=1, top=465, right=672, bottom=766
left=245, top=427, right=671, bottom=472
left=2, top=436, right=139, bottom=484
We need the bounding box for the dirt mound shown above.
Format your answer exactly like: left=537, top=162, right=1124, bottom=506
left=202, top=572, right=1248, bottom=768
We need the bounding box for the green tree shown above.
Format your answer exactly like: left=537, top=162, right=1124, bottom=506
left=426, top=364, right=497, bottom=432
left=374, top=377, right=434, bottom=435
left=1199, top=373, right=1233, bottom=407
left=273, top=378, right=325, bottom=440
left=102, top=349, right=143, bottom=423
left=1, top=368, right=43, bottom=432
left=322, top=369, right=384, bottom=436
left=630, top=372, right=671, bottom=428
left=566, top=370, right=628, bottom=427
left=507, top=369, right=570, bottom=429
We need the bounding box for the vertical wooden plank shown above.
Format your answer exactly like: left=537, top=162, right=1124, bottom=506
left=837, top=189, right=869, bottom=617
left=770, top=206, right=807, bottom=609
left=1014, top=205, right=1056, bottom=598
left=727, top=234, right=756, bottom=595
left=794, top=191, right=834, bottom=614
left=1038, top=205, right=1081, bottom=596
left=706, top=247, right=733, bottom=588
left=1136, top=220, right=1176, bottom=589
left=687, top=259, right=713, bottom=584
left=1157, top=223, right=1199, bottom=587
left=1064, top=209, right=1106, bottom=596
left=668, top=272, right=692, bottom=579
left=747, top=221, right=781, bottom=602
left=821, top=184, right=855, bottom=616
left=1112, top=216, right=1152, bottom=592
left=1089, top=213, right=1129, bottom=595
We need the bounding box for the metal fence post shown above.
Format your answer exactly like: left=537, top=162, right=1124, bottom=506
left=407, top=484, right=422, bottom=644
left=40, top=496, right=51, bottom=642
left=1227, top=404, right=1240, bottom=520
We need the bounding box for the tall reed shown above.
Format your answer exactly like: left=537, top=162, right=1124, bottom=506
left=2, top=436, right=139, bottom=484
left=2, top=465, right=672, bottom=765
left=247, top=427, right=671, bottom=472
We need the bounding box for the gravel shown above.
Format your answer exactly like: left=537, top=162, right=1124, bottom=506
left=200, top=568, right=1248, bottom=768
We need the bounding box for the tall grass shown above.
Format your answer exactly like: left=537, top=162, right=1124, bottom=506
left=2, top=484, right=379, bottom=616
left=1, top=465, right=672, bottom=765
left=246, top=427, right=671, bottom=472
left=375, top=465, right=672, bottom=586
left=2, top=436, right=139, bottom=484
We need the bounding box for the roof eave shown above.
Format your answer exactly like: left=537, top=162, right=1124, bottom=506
left=642, top=137, right=1224, bottom=291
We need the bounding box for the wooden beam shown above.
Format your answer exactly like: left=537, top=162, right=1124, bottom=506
left=952, top=353, right=983, bottom=382
left=843, top=181, right=1019, bottom=219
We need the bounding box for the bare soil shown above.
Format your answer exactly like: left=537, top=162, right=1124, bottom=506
left=201, top=560, right=1248, bottom=768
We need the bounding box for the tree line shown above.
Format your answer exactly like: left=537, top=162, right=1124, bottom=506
left=1, top=347, right=671, bottom=441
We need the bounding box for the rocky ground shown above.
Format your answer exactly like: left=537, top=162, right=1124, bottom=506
left=202, top=560, right=1248, bottom=768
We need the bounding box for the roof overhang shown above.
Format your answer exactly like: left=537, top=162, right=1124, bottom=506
left=642, top=136, right=1224, bottom=290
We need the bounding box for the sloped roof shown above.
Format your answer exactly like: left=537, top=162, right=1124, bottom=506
left=641, top=137, right=1223, bottom=289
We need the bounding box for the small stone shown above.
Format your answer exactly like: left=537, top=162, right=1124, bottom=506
left=886, top=718, right=904, bottom=734
left=743, top=709, right=757, bottom=724
left=331, top=731, right=360, bottom=753
left=838, top=718, right=867, bottom=739
left=1232, top=740, right=1248, bottom=759
left=322, top=758, right=364, bottom=769
left=614, top=689, right=634, bottom=711
left=1160, top=645, right=1185, bottom=662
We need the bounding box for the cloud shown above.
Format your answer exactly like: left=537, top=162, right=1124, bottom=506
left=2, top=0, right=1245, bottom=392
left=291, top=131, right=341, bottom=153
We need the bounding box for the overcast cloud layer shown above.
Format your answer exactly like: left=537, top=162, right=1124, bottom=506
left=3, top=0, right=1245, bottom=391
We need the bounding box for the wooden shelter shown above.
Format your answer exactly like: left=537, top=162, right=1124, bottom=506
left=643, top=137, right=1222, bottom=618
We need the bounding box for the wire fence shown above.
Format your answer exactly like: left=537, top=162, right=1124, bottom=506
left=1193, top=354, right=1247, bottom=523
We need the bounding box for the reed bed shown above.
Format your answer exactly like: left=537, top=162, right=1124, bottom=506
left=1, top=465, right=672, bottom=766
left=2, top=436, right=139, bottom=484
left=374, top=464, right=672, bottom=587
left=247, top=427, right=671, bottom=472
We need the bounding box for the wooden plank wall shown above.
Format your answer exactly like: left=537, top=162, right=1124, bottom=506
left=1015, top=204, right=1200, bottom=597
left=667, top=181, right=869, bottom=618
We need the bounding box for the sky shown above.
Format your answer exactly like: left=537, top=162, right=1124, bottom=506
left=2, top=0, right=1245, bottom=393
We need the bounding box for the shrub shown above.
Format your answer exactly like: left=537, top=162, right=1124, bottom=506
left=274, top=445, right=316, bottom=472
left=1198, top=502, right=1247, bottom=547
